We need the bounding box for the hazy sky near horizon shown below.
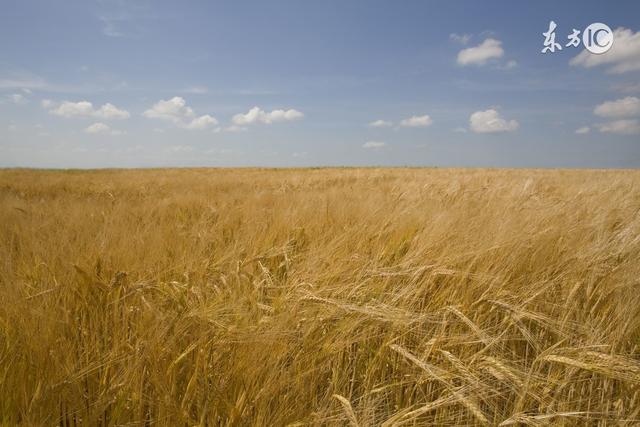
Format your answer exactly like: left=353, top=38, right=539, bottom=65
left=1, top=0, right=640, bottom=168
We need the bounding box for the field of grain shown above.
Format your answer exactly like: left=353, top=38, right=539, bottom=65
left=1, top=168, right=640, bottom=426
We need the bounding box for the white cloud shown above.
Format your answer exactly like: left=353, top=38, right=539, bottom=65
left=232, top=106, right=304, bottom=125
left=85, top=122, right=111, bottom=134
left=95, top=103, right=130, bottom=119
left=143, top=96, right=217, bottom=130
left=570, top=27, right=640, bottom=74
left=469, top=109, right=519, bottom=133
left=41, top=99, right=53, bottom=109
left=84, top=122, right=124, bottom=135
left=596, top=119, right=640, bottom=134
left=51, top=101, right=94, bottom=117
left=453, top=127, right=468, bottom=133
left=583, top=97, right=640, bottom=136
left=143, top=97, right=194, bottom=122
left=457, top=38, right=504, bottom=66
left=184, top=114, right=218, bottom=130
left=369, top=119, right=393, bottom=127
left=450, top=33, right=471, bottom=45
left=399, top=115, right=432, bottom=128
left=575, top=126, right=591, bottom=134
left=362, top=141, right=386, bottom=149
left=594, top=96, right=640, bottom=118
left=50, top=100, right=129, bottom=119
left=503, top=60, right=518, bottom=69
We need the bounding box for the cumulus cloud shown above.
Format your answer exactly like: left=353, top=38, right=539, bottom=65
left=143, top=97, right=194, bottom=122
left=594, top=96, right=640, bottom=118
left=570, top=27, right=640, bottom=74
left=596, top=119, right=640, bottom=134
left=51, top=101, right=94, bottom=117
left=369, top=119, right=393, bottom=127
left=575, top=126, right=591, bottom=134
left=362, top=141, right=386, bottom=149
left=184, top=114, right=218, bottom=130
left=585, top=96, right=640, bottom=136
left=143, top=96, right=218, bottom=130
left=95, top=103, right=130, bottom=119
left=85, top=122, right=111, bottom=134
left=469, top=109, right=519, bottom=133
left=399, top=115, right=432, bottom=128
left=49, top=101, right=130, bottom=119
left=457, top=38, right=504, bottom=66
left=41, top=99, right=53, bottom=109
left=232, top=106, right=304, bottom=125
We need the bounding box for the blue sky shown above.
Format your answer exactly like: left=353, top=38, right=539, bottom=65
left=1, top=0, right=640, bottom=168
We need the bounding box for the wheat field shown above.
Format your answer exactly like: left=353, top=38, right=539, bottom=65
left=1, top=168, right=639, bottom=426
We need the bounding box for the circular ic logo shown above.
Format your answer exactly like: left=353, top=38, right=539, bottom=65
left=583, top=23, right=613, bottom=54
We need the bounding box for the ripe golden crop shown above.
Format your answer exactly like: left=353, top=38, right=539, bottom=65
left=1, top=168, right=639, bottom=425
